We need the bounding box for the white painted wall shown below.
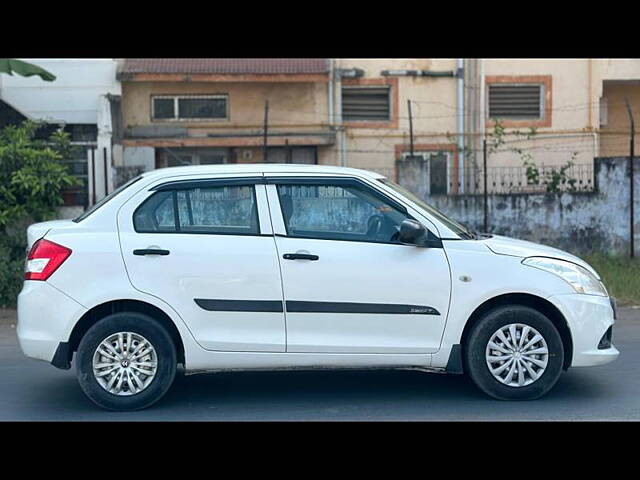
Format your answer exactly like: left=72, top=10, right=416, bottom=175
left=0, top=58, right=120, bottom=124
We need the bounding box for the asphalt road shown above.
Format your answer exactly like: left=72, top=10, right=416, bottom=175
left=1, top=307, right=639, bottom=421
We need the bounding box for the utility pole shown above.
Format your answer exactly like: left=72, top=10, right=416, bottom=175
left=625, top=98, right=635, bottom=258
left=407, top=99, right=414, bottom=157
left=483, top=139, right=488, bottom=233
left=263, top=100, right=269, bottom=163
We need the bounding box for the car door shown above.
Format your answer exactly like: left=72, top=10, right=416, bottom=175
left=117, top=174, right=286, bottom=352
left=265, top=175, right=451, bottom=354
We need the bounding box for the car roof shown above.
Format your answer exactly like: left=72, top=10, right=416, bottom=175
left=140, top=163, right=386, bottom=181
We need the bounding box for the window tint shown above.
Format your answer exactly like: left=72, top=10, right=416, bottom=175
left=276, top=183, right=409, bottom=244
left=133, top=191, right=177, bottom=232
left=134, top=185, right=259, bottom=235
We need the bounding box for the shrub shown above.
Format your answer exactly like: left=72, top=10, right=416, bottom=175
left=0, top=121, right=78, bottom=307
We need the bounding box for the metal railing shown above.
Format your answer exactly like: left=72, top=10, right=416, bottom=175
left=451, top=163, right=595, bottom=194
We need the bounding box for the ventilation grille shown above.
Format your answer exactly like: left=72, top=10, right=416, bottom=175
left=342, top=87, right=390, bottom=121
left=488, top=84, right=543, bottom=119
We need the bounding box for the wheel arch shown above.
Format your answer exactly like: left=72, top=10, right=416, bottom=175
left=67, top=299, right=185, bottom=366
left=459, top=293, right=573, bottom=370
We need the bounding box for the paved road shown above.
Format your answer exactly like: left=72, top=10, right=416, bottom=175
left=1, top=307, right=639, bottom=421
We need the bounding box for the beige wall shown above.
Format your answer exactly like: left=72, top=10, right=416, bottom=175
left=122, top=81, right=329, bottom=131
left=337, top=59, right=459, bottom=178
left=119, top=59, right=640, bottom=189
left=600, top=81, right=640, bottom=157
left=484, top=59, right=640, bottom=162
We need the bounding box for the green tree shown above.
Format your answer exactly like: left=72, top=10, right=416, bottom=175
left=0, top=121, right=78, bottom=307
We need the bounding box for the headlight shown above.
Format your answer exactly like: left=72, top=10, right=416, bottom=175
left=522, top=257, right=608, bottom=296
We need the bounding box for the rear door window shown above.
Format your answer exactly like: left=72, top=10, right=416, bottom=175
left=134, top=184, right=259, bottom=235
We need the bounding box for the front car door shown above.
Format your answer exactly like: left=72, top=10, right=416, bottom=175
left=265, top=174, right=452, bottom=354
left=117, top=174, right=286, bottom=352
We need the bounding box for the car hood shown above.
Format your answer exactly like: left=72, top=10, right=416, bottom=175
left=483, top=234, right=600, bottom=279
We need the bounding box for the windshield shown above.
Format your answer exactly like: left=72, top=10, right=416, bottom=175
left=74, top=176, right=142, bottom=223
left=379, top=179, right=477, bottom=239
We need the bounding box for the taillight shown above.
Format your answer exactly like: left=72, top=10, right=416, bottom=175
left=24, top=239, right=72, bottom=281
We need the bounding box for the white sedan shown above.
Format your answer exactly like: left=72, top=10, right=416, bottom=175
left=17, top=164, right=618, bottom=410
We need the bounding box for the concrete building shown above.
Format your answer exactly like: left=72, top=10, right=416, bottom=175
left=3, top=58, right=639, bottom=204
left=116, top=58, right=640, bottom=196
left=117, top=58, right=335, bottom=182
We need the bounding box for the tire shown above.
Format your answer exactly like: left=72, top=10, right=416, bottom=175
left=464, top=305, right=564, bottom=400
left=76, top=312, right=177, bottom=411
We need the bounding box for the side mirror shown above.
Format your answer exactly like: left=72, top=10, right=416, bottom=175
left=398, top=219, right=428, bottom=247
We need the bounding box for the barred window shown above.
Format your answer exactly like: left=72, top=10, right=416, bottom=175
left=488, top=84, right=543, bottom=119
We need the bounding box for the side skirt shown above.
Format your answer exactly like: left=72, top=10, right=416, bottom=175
left=182, top=350, right=436, bottom=375
left=185, top=364, right=447, bottom=376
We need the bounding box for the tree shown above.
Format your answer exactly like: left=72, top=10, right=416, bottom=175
left=0, top=121, right=78, bottom=306
left=0, top=59, right=56, bottom=81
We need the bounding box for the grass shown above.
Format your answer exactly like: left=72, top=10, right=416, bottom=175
left=582, top=252, right=640, bottom=306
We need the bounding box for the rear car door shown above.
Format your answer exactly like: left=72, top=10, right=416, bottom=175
left=265, top=175, right=451, bottom=354
left=117, top=174, right=286, bottom=352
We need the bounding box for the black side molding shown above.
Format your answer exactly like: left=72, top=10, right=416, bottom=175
left=193, top=299, right=440, bottom=315
left=445, top=344, right=464, bottom=374
left=286, top=301, right=440, bottom=315
left=195, top=299, right=284, bottom=312
left=51, top=342, right=72, bottom=370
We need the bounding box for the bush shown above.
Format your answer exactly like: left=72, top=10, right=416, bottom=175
left=0, top=121, right=78, bottom=307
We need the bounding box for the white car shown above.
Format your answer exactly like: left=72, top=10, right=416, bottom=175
left=17, top=164, right=618, bottom=410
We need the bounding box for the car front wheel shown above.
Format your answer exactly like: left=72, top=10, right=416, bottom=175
left=76, top=312, right=177, bottom=411
left=464, top=305, right=564, bottom=400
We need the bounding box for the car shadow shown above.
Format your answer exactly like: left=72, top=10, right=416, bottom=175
left=11, top=365, right=617, bottom=420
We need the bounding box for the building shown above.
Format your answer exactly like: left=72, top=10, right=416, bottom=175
left=3, top=58, right=640, bottom=206
left=0, top=58, right=121, bottom=213
left=117, top=58, right=640, bottom=197
left=117, top=58, right=335, bottom=180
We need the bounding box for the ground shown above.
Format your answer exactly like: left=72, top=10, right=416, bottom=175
left=1, top=307, right=638, bottom=421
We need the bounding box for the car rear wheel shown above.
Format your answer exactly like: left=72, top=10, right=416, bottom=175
left=76, top=312, right=177, bottom=411
left=464, top=305, right=564, bottom=400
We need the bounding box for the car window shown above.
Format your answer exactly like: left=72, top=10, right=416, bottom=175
left=134, top=184, right=259, bottom=235
left=276, top=183, right=410, bottom=244
left=379, top=179, right=476, bottom=239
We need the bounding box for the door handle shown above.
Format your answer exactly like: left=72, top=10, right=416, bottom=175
left=283, top=253, right=319, bottom=261
left=133, top=249, right=170, bottom=256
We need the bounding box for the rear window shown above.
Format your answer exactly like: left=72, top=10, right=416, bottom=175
left=73, top=176, right=142, bottom=223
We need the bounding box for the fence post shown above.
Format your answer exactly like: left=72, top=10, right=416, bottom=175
left=483, top=139, right=488, bottom=232
left=263, top=100, right=269, bottom=163
left=625, top=98, right=635, bottom=258
left=408, top=99, right=414, bottom=158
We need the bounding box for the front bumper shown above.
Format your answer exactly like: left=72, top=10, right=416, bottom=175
left=547, top=293, right=619, bottom=367
left=17, top=281, right=87, bottom=364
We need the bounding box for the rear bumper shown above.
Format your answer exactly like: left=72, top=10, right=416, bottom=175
left=17, top=281, right=86, bottom=364
left=547, top=293, right=619, bottom=367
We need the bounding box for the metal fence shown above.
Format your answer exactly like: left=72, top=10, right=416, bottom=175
left=454, top=163, right=595, bottom=194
